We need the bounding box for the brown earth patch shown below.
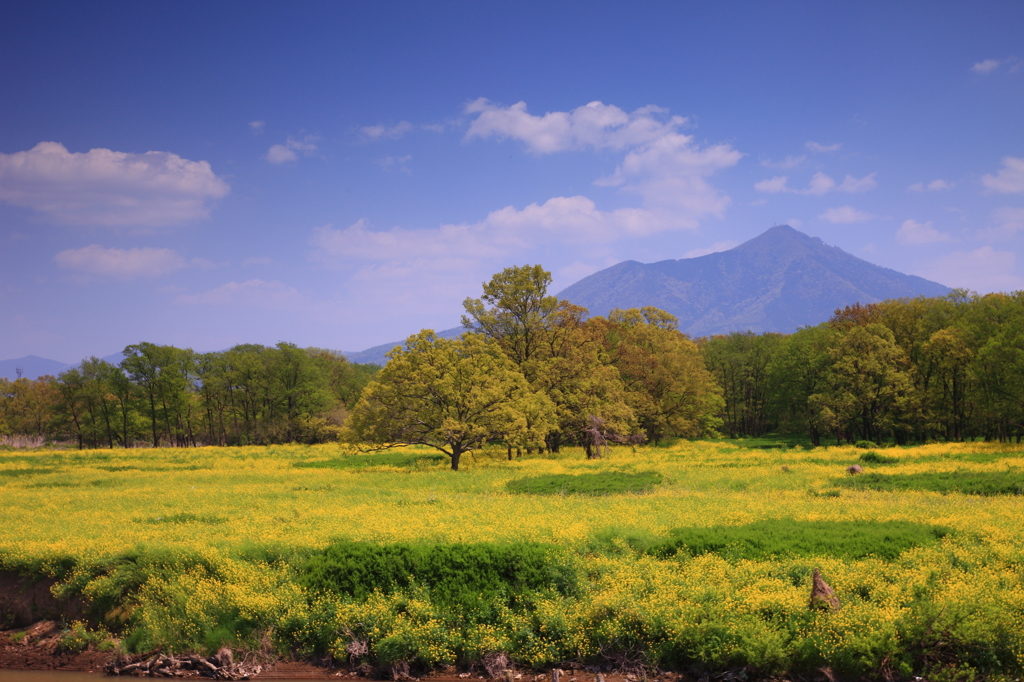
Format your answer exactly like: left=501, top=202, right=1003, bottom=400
left=0, top=626, right=109, bottom=672
left=0, top=572, right=84, bottom=628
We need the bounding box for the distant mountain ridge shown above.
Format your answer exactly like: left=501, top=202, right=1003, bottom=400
left=556, top=225, right=951, bottom=336
left=0, top=353, right=126, bottom=381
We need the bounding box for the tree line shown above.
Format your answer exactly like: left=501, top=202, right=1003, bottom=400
left=0, top=343, right=378, bottom=448
left=4, top=266, right=1023, bottom=459
left=702, top=290, right=1024, bottom=445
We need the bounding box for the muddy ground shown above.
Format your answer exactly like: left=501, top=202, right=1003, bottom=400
left=0, top=625, right=688, bottom=682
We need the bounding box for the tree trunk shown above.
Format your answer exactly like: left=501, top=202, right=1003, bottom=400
left=450, top=448, right=462, bottom=471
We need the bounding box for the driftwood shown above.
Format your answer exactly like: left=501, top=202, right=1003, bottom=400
left=106, top=648, right=263, bottom=679
left=809, top=568, right=840, bottom=610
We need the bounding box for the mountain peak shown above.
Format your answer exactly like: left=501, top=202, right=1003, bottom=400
left=556, top=225, right=950, bottom=336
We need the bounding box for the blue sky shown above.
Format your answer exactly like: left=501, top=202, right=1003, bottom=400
left=1, top=1, right=1023, bottom=363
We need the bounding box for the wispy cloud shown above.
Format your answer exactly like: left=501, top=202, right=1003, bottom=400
left=0, top=142, right=229, bottom=227
left=266, top=135, right=320, bottom=164
left=972, top=59, right=1001, bottom=74
left=755, top=172, right=876, bottom=195
left=249, top=120, right=265, bottom=134
left=819, top=205, right=876, bottom=223
left=805, top=141, right=842, bottom=153
left=379, top=155, right=412, bottom=172
left=909, top=179, right=954, bottom=191
left=175, top=279, right=302, bottom=308
left=895, top=219, right=952, bottom=245
left=982, top=157, right=1024, bottom=194
left=54, top=245, right=189, bottom=279
left=361, top=121, right=415, bottom=140
left=760, top=155, right=806, bottom=169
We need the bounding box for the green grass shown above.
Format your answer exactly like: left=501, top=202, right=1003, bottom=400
left=647, top=519, right=953, bottom=561
left=506, top=470, right=662, bottom=495
left=836, top=470, right=1024, bottom=496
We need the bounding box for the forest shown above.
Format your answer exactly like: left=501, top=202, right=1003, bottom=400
left=2, top=265, right=1023, bottom=453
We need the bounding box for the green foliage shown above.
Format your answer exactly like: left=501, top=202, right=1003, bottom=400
left=648, top=519, right=952, bottom=561
left=295, top=451, right=447, bottom=469
left=859, top=450, right=899, bottom=464
left=836, top=471, right=1024, bottom=496
left=300, top=541, right=578, bottom=615
left=506, top=471, right=663, bottom=496
left=348, top=331, right=555, bottom=470
left=57, top=621, right=115, bottom=653
left=855, top=440, right=879, bottom=449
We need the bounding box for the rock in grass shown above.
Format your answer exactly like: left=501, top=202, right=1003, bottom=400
left=847, top=464, right=864, bottom=475
left=809, top=568, right=840, bottom=610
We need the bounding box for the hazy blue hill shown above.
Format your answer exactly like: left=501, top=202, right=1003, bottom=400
left=0, top=355, right=71, bottom=381
left=342, top=326, right=465, bottom=366
left=556, top=225, right=951, bottom=336
left=1, top=352, right=127, bottom=381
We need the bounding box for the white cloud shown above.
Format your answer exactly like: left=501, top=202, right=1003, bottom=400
left=361, top=121, right=414, bottom=140
left=919, top=246, right=1023, bottom=293
left=755, top=171, right=875, bottom=195
left=754, top=176, right=789, bottom=193
left=684, top=240, right=738, bottom=258
left=54, top=245, right=187, bottom=279
left=909, top=179, right=954, bottom=191
left=311, top=197, right=664, bottom=266
left=249, top=121, right=265, bottom=134
left=265, top=135, right=319, bottom=164
left=972, top=59, right=1001, bottom=74
left=761, top=155, right=806, bottom=169
left=896, top=219, right=952, bottom=245
left=266, top=145, right=297, bottom=163
left=803, top=172, right=836, bottom=195
left=806, top=141, right=842, bottom=153
left=982, top=157, right=1024, bottom=194
left=175, top=279, right=301, bottom=308
left=836, top=173, right=877, bottom=192
left=465, top=99, right=687, bottom=154
left=0, top=142, right=229, bottom=227
left=465, top=99, right=741, bottom=224
left=819, top=206, right=876, bottom=223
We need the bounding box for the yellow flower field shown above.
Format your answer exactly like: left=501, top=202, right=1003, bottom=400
left=2, top=440, right=1023, bottom=678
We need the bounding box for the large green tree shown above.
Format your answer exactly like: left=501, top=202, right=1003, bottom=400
left=347, top=331, right=554, bottom=470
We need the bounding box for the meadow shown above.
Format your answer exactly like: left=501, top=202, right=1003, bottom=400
left=2, top=440, right=1024, bottom=680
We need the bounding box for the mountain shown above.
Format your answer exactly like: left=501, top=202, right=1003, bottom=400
left=556, top=225, right=951, bottom=336
left=0, top=352, right=127, bottom=381
left=342, top=326, right=465, bottom=366
left=0, top=355, right=72, bottom=381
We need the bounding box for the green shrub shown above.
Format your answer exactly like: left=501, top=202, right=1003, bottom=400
left=836, top=471, right=1024, bottom=496
left=647, top=519, right=952, bottom=561
left=506, top=471, right=662, bottom=496
left=859, top=451, right=899, bottom=464
left=854, top=440, right=878, bottom=449
left=300, top=541, right=578, bottom=616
